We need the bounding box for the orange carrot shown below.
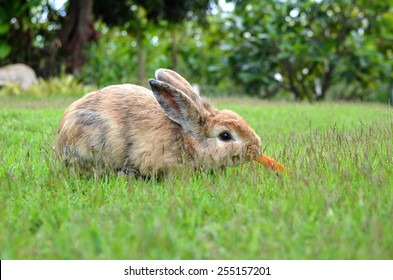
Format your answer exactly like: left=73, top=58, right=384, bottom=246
left=255, top=154, right=290, bottom=173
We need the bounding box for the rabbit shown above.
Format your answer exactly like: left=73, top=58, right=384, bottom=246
left=55, top=69, right=262, bottom=178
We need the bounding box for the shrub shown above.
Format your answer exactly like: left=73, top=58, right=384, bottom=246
left=0, top=74, right=96, bottom=97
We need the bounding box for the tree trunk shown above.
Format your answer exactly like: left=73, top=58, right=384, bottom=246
left=171, top=30, right=178, bottom=71
left=281, top=60, right=302, bottom=100
left=316, top=62, right=336, bottom=101
left=7, top=0, right=33, bottom=66
left=58, top=0, right=98, bottom=75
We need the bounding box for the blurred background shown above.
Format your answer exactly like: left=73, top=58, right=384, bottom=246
left=0, top=0, right=392, bottom=102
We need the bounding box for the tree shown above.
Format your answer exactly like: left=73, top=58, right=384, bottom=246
left=58, top=0, right=99, bottom=75
left=0, top=0, right=97, bottom=76
left=0, top=0, right=215, bottom=80
left=0, top=0, right=44, bottom=68
left=93, top=0, right=215, bottom=83
left=225, top=0, right=393, bottom=101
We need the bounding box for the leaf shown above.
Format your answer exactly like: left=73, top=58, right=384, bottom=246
left=0, top=41, right=11, bottom=59
left=239, top=72, right=261, bottom=83
left=0, top=23, right=10, bottom=35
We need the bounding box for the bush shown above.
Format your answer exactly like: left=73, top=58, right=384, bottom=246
left=0, top=74, right=96, bottom=97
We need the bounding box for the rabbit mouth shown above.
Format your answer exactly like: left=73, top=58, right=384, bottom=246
left=231, top=155, right=242, bottom=165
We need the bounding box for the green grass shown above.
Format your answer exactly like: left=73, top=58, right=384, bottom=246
left=1, top=96, right=392, bottom=259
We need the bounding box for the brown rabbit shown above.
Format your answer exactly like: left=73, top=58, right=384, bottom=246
left=55, top=69, right=262, bottom=177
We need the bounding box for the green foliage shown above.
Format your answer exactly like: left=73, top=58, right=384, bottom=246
left=81, top=0, right=393, bottom=101
left=225, top=0, right=393, bottom=101
left=79, top=22, right=167, bottom=87
left=1, top=0, right=393, bottom=101
left=1, top=96, right=393, bottom=259
left=84, top=0, right=224, bottom=88
left=0, top=12, right=11, bottom=59
left=93, top=0, right=215, bottom=26
left=0, top=75, right=95, bottom=97
left=79, top=19, right=230, bottom=90
left=0, top=0, right=62, bottom=75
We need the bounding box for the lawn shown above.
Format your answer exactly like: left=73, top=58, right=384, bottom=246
left=0, top=95, right=392, bottom=259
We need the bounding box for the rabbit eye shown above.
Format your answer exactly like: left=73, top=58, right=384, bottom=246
left=219, top=131, right=233, bottom=142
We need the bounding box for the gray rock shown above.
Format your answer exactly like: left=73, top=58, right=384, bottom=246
left=0, top=63, right=38, bottom=90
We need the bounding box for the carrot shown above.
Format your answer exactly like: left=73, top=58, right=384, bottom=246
left=254, top=154, right=290, bottom=173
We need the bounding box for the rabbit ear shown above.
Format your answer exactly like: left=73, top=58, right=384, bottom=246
left=155, top=69, right=200, bottom=103
left=149, top=79, right=206, bottom=136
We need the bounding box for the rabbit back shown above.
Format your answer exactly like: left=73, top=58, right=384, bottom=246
left=55, top=84, right=182, bottom=175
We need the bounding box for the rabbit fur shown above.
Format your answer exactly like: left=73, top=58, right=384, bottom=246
left=55, top=69, right=262, bottom=177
